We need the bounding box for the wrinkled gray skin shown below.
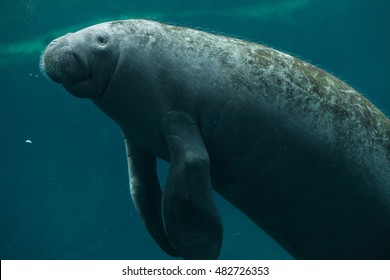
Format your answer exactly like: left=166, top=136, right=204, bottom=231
left=41, top=19, right=390, bottom=259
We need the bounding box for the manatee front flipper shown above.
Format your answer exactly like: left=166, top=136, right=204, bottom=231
left=124, top=140, right=179, bottom=257
left=160, top=112, right=223, bottom=259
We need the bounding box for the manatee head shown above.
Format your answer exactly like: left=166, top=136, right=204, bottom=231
left=40, top=22, right=121, bottom=98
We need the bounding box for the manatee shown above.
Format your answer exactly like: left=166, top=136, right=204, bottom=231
left=40, top=19, right=390, bottom=259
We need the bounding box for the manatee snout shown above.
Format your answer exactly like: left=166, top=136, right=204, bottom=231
left=40, top=35, right=89, bottom=85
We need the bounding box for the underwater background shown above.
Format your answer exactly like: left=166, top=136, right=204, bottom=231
left=0, top=0, right=389, bottom=259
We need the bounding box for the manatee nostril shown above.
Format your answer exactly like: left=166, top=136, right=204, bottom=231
left=49, top=39, right=57, bottom=46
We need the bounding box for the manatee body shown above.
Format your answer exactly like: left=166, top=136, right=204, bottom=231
left=41, top=19, right=390, bottom=259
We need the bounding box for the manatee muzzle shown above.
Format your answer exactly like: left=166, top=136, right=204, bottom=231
left=41, top=36, right=89, bottom=85
left=41, top=36, right=99, bottom=98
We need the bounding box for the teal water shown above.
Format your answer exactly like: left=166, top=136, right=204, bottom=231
left=0, top=0, right=389, bottom=259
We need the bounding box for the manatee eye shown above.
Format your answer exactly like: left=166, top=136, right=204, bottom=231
left=97, top=34, right=108, bottom=45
